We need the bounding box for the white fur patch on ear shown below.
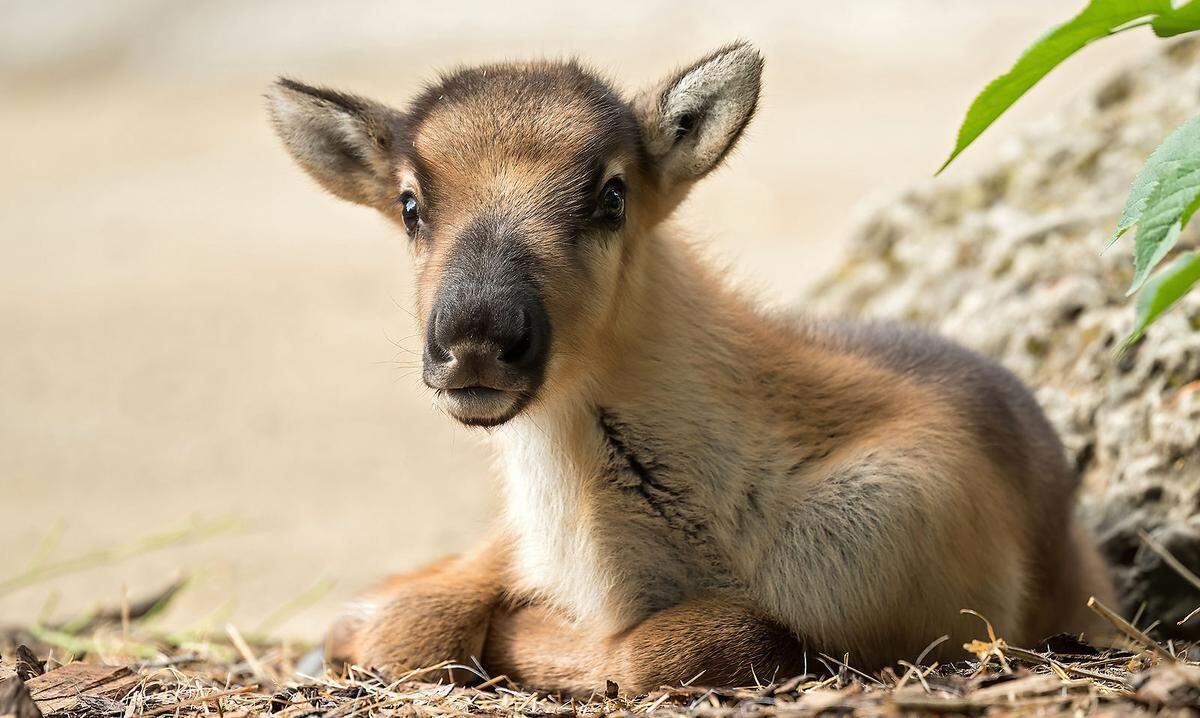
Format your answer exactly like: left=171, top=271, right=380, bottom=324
left=637, top=42, right=763, bottom=187
left=266, top=79, right=402, bottom=208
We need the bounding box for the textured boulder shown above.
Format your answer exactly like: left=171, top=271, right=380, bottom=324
left=808, top=38, right=1200, bottom=635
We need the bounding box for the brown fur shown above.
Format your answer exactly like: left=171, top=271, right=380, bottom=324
left=484, top=599, right=807, bottom=694
left=268, top=43, right=1117, bottom=697
left=326, top=537, right=510, bottom=685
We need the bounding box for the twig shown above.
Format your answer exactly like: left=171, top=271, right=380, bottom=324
left=226, top=623, right=271, bottom=686
left=140, top=685, right=258, bottom=717
left=1179, top=604, right=1200, bottom=626
left=1004, top=645, right=1132, bottom=687
left=914, top=635, right=950, bottom=666
left=1087, top=596, right=1175, bottom=663
left=895, top=660, right=933, bottom=693
left=817, top=653, right=884, bottom=686
left=474, top=674, right=511, bottom=691
left=896, top=634, right=949, bottom=689
left=1138, top=530, right=1200, bottom=626
left=1140, top=529, right=1200, bottom=596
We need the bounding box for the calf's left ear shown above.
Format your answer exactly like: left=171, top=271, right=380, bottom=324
left=266, top=78, right=403, bottom=209
left=634, top=42, right=763, bottom=191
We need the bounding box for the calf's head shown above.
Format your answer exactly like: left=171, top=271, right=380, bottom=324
left=268, top=43, right=761, bottom=426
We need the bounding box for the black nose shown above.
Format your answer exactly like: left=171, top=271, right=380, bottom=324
left=424, top=287, right=549, bottom=391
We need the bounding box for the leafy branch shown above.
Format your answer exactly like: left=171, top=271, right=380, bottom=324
left=941, top=0, right=1200, bottom=345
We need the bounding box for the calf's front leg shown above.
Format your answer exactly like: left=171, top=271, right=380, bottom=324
left=326, top=537, right=509, bottom=684
left=484, top=597, right=808, bottom=696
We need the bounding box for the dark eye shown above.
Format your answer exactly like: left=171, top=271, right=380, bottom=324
left=596, top=177, right=626, bottom=228
left=399, top=191, right=420, bottom=235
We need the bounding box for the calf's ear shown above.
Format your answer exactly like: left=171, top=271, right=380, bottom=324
left=266, top=78, right=403, bottom=208
left=634, top=42, right=763, bottom=193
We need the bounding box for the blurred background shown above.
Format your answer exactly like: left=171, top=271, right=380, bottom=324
left=1, top=1, right=1157, bottom=639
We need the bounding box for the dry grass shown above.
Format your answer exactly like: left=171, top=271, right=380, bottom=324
left=5, top=590, right=1200, bottom=718
left=5, top=528, right=1200, bottom=716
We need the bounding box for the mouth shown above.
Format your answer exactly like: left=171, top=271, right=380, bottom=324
left=438, top=385, right=529, bottom=427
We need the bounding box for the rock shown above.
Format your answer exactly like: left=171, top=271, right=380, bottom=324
left=808, top=37, right=1200, bottom=636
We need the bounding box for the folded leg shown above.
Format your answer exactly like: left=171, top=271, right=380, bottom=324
left=483, top=597, right=808, bottom=696
left=326, top=539, right=508, bottom=684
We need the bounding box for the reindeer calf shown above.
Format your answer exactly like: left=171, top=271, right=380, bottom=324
left=268, top=43, right=1115, bottom=695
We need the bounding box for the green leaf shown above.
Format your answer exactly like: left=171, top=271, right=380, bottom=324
left=1112, top=114, right=1200, bottom=249
left=1152, top=0, right=1200, bottom=35
left=939, top=0, right=1168, bottom=173
left=1123, top=251, right=1200, bottom=350
left=1126, top=159, right=1200, bottom=294
left=1183, top=191, right=1200, bottom=227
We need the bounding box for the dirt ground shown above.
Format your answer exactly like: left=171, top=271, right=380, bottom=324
left=0, top=2, right=1157, bottom=639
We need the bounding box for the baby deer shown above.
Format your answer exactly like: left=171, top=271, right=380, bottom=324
left=268, top=42, right=1115, bottom=695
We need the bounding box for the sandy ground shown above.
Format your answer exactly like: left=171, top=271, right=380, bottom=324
left=1, top=1, right=1157, bottom=639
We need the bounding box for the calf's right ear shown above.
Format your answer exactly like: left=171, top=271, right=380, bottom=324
left=634, top=42, right=763, bottom=195
left=266, top=78, right=403, bottom=208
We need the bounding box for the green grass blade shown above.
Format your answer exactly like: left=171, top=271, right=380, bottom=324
left=251, top=576, right=335, bottom=640
left=30, top=624, right=163, bottom=660
left=939, top=0, right=1167, bottom=173
left=1152, top=0, right=1200, bottom=35
left=1123, top=251, right=1200, bottom=350
left=0, top=516, right=240, bottom=597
